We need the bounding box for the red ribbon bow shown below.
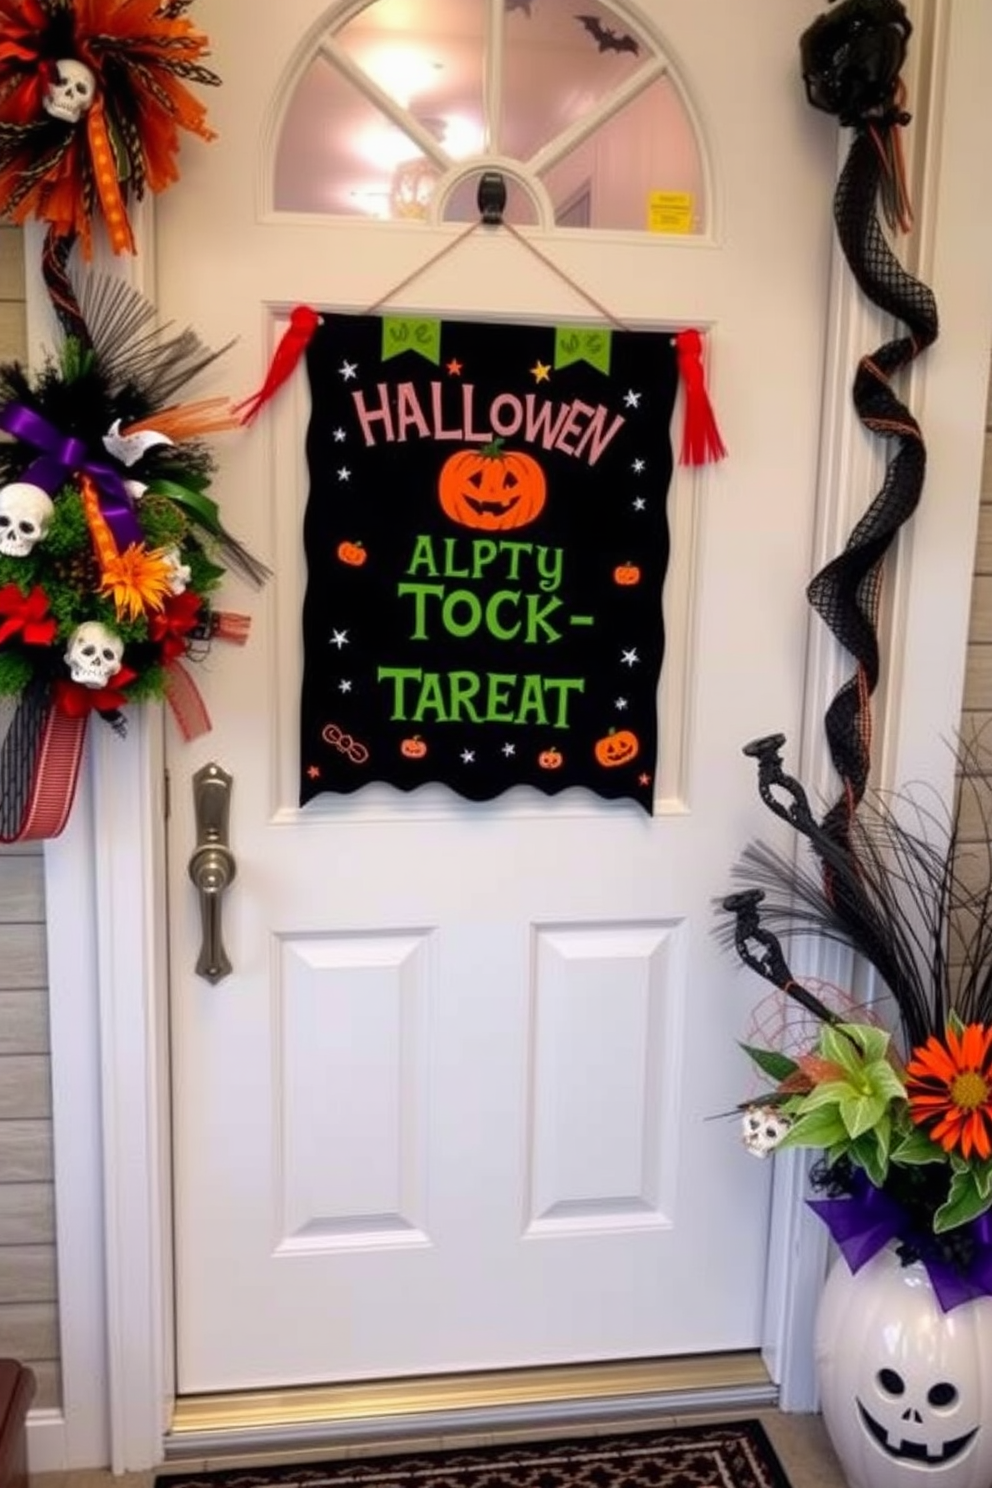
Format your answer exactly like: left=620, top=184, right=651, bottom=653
left=149, top=591, right=203, bottom=662
left=0, top=584, right=57, bottom=646
left=52, top=666, right=139, bottom=719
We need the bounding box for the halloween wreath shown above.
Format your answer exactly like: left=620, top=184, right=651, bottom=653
left=0, top=0, right=218, bottom=260
left=0, top=273, right=266, bottom=840
left=0, top=2, right=268, bottom=841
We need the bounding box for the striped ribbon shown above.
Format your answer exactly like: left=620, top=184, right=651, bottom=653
left=1, top=707, right=88, bottom=843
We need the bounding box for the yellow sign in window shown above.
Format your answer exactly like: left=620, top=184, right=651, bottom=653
left=647, top=191, right=694, bottom=234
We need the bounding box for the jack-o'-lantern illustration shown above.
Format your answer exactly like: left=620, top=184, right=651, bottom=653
left=400, top=735, right=427, bottom=759
left=337, top=539, right=367, bottom=566
left=614, top=561, right=641, bottom=586
left=538, top=746, right=563, bottom=770
left=816, top=1244, right=992, bottom=1488
left=594, top=729, right=639, bottom=768
left=438, top=439, right=546, bottom=530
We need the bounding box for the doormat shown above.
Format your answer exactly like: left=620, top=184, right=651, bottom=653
left=157, top=1419, right=792, bottom=1488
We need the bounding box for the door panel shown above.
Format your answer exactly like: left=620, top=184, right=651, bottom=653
left=162, top=0, right=835, bottom=1391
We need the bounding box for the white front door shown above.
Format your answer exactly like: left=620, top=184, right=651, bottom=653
left=161, top=0, right=838, bottom=1394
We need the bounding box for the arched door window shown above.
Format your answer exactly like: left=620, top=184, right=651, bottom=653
left=273, top=0, right=706, bottom=232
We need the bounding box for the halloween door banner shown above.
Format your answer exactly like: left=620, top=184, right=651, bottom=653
left=300, top=313, right=683, bottom=813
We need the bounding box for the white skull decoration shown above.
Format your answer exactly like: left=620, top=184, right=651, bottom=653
left=43, top=59, right=97, bottom=125
left=741, top=1105, right=792, bottom=1158
left=65, top=622, right=124, bottom=689
left=0, top=482, right=55, bottom=557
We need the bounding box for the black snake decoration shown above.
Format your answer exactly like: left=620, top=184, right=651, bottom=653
left=800, top=0, right=938, bottom=853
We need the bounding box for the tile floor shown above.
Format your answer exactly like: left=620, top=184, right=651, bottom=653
left=29, top=1410, right=848, bottom=1488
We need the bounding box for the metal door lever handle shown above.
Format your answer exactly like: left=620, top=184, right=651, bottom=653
left=189, top=763, right=236, bottom=984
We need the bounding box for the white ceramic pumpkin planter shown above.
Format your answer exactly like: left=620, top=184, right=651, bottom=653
left=816, top=1244, right=992, bottom=1488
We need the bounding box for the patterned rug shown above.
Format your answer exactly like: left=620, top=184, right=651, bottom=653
left=157, top=1420, right=792, bottom=1488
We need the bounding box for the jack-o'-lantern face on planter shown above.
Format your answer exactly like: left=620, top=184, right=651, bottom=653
left=816, top=1246, right=992, bottom=1488
left=594, top=729, right=639, bottom=768
left=401, top=735, right=427, bottom=759
left=538, top=747, right=563, bottom=770
left=438, top=440, right=546, bottom=530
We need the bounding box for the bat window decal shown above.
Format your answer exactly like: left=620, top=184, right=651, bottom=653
left=575, top=14, right=640, bottom=55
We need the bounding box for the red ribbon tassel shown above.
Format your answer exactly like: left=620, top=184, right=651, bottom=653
left=675, top=329, right=727, bottom=466
left=233, top=306, right=321, bottom=425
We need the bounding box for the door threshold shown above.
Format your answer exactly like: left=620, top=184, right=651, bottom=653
left=166, top=1353, right=777, bottom=1463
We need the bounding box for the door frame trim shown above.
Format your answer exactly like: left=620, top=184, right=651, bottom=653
left=33, top=0, right=992, bottom=1469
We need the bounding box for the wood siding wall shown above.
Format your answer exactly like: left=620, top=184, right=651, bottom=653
left=0, top=225, right=60, bottom=1411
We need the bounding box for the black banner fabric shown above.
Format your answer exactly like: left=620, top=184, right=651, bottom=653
left=300, top=314, right=679, bottom=812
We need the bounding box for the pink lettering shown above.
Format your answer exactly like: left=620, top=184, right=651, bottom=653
left=352, top=383, right=395, bottom=445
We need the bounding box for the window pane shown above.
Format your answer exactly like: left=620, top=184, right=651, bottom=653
left=500, top=0, right=647, bottom=160
left=540, top=76, right=704, bottom=233
left=275, top=56, right=437, bottom=217
left=336, top=0, right=486, bottom=165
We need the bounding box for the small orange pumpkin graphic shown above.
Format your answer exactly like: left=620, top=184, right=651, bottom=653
left=438, top=439, right=546, bottom=530
left=613, top=561, right=641, bottom=586
left=538, top=746, right=563, bottom=770
left=401, top=735, right=427, bottom=759
left=594, top=729, right=639, bottom=768
left=337, top=539, right=367, bottom=566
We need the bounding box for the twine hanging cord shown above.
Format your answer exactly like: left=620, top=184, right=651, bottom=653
left=235, top=207, right=726, bottom=465
left=363, top=215, right=627, bottom=329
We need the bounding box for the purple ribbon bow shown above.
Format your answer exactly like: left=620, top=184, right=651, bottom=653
left=809, top=1171, right=992, bottom=1312
left=0, top=403, right=143, bottom=550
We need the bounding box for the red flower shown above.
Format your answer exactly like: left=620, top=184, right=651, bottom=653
left=52, top=666, right=139, bottom=720
left=149, top=591, right=203, bottom=662
left=905, top=1023, right=992, bottom=1160
left=0, top=583, right=57, bottom=646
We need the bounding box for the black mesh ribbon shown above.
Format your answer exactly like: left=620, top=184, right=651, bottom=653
left=800, top=1, right=938, bottom=851
left=0, top=685, right=88, bottom=843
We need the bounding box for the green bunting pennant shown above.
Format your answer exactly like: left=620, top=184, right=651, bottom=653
left=382, top=317, right=442, bottom=365
left=554, top=326, right=612, bottom=376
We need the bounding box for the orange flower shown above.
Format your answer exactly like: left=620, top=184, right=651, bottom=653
left=905, top=1023, right=992, bottom=1160
left=99, top=543, right=174, bottom=622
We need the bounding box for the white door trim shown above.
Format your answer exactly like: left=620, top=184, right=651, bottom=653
left=32, top=0, right=992, bottom=1468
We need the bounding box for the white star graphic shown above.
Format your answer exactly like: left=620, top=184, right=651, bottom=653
left=339, top=679, right=353, bottom=693
left=337, top=467, right=351, bottom=482
left=502, top=742, right=516, bottom=757
left=615, top=697, right=629, bottom=710
left=461, top=749, right=476, bottom=764
left=333, top=428, right=347, bottom=442
left=339, top=361, right=358, bottom=380
left=632, top=496, right=647, bottom=511
left=624, top=390, right=642, bottom=408
left=329, top=629, right=349, bottom=649
left=632, top=457, right=646, bottom=474
left=621, top=648, right=640, bottom=668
